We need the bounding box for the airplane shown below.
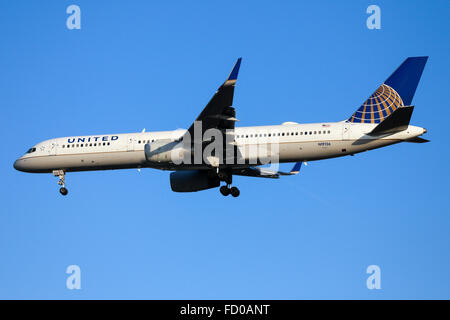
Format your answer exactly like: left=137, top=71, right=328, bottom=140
left=14, top=56, right=429, bottom=197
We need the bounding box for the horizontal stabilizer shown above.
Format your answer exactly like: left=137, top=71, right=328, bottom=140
left=369, top=106, right=414, bottom=135
left=406, top=137, right=430, bottom=143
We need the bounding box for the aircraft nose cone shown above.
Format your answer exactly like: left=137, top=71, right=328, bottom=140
left=423, top=128, right=427, bottom=134
left=14, top=159, right=25, bottom=171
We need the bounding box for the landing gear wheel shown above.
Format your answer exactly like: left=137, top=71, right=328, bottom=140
left=230, top=186, right=240, bottom=197
left=59, top=187, right=68, bottom=196
left=220, top=185, right=230, bottom=196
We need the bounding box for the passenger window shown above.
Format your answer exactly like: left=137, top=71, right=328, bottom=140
left=107, top=142, right=110, bottom=145
left=328, top=130, right=331, bottom=134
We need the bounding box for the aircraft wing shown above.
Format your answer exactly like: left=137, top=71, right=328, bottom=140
left=232, top=162, right=302, bottom=179
left=183, top=58, right=242, bottom=142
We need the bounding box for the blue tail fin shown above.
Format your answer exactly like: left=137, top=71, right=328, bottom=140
left=348, top=57, right=428, bottom=124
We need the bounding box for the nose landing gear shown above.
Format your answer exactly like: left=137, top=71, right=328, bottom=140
left=53, top=170, right=68, bottom=196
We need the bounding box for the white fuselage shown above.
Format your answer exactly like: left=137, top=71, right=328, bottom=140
left=13, top=121, right=426, bottom=173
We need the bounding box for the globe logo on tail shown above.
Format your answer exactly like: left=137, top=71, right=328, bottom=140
left=348, top=84, right=404, bottom=123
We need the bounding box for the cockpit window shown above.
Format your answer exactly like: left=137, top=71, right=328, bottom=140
left=26, top=147, right=36, bottom=153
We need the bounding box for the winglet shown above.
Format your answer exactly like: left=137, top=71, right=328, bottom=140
left=278, top=162, right=302, bottom=176
left=225, top=58, right=242, bottom=84
left=290, top=162, right=302, bottom=174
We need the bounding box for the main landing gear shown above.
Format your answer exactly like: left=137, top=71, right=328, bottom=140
left=53, top=170, right=68, bottom=196
left=217, top=170, right=240, bottom=197
left=220, top=185, right=240, bottom=197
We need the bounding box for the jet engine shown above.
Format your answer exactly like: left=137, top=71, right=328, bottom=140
left=170, top=170, right=220, bottom=192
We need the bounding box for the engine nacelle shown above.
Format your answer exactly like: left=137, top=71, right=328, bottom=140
left=170, top=170, right=220, bottom=192
left=144, top=140, right=185, bottom=164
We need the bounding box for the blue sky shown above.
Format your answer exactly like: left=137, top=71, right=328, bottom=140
left=1, top=0, right=449, bottom=299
